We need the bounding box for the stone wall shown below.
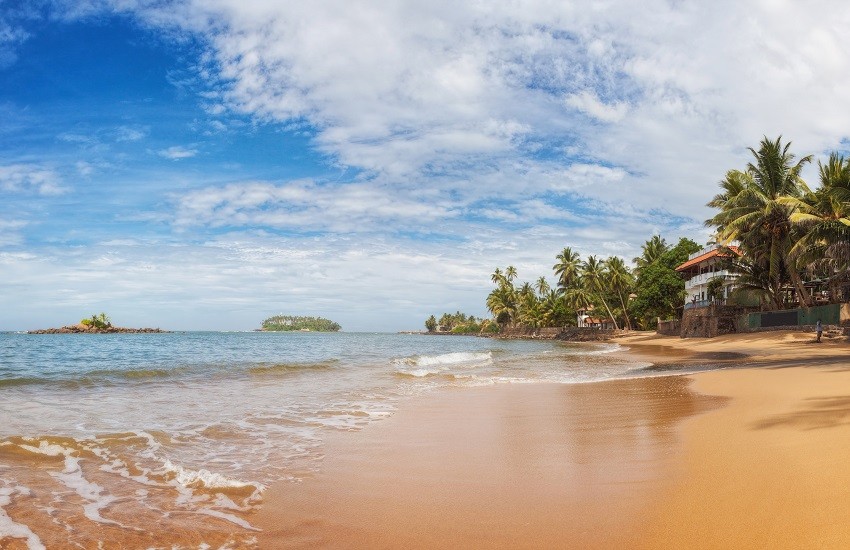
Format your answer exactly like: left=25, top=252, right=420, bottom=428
left=679, top=304, right=747, bottom=338
left=656, top=319, right=681, bottom=336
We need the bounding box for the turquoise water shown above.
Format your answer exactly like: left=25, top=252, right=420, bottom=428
left=0, top=332, right=646, bottom=547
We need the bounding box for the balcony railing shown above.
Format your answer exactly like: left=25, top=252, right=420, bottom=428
left=684, top=271, right=735, bottom=289
left=684, top=298, right=726, bottom=310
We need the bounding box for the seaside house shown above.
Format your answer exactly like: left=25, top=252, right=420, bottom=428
left=676, top=244, right=741, bottom=309
left=576, top=305, right=616, bottom=329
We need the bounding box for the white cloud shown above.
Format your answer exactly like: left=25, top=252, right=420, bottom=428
left=0, top=164, right=65, bottom=195
left=173, top=179, right=457, bottom=232
left=8, top=1, right=850, bottom=329
left=565, top=91, right=629, bottom=123
left=114, top=125, right=148, bottom=142
left=158, top=145, right=198, bottom=159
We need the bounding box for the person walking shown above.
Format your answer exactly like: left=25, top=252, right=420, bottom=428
left=816, top=319, right=823, bottom=343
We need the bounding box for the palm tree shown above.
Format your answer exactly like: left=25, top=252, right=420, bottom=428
left=535, top=276, right=550, bottom=297
left=633, top=235, right=668, bottom=276
left=581, top=255, right=619, bottom=329
left=491, top=268, right=505, bottom=286
left=605, top=256, right=634, bottom=330
left=487, top=285, right=516, bottom=327
left=505, top=265, right=518, bottom=284
left=553, top=247, right=581, bottom=290
left=707, top=136, right=813, bottom=307
left=784, top=153, right=850, bottom=301
left=564, top=283, right=593, bottom=311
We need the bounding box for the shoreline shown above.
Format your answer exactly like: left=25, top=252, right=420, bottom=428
left=255, top=329, right=850, bottom=548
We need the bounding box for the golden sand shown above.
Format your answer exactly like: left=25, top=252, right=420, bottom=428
left=256, top=330, right=850, bottom=549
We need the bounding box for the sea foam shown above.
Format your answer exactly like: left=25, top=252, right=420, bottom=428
left=0, top=483, right=45, bottom=550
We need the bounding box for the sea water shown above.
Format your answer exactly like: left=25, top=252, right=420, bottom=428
left=0, top=331, right=650, bottom=548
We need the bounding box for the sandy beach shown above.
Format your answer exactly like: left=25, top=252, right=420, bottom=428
left=256, top=330, right=850, bottom=549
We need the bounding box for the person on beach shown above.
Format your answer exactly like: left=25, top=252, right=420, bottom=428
left=816, top=319, right=823, bottom=342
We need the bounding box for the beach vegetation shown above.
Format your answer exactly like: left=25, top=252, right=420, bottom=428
left=80, top=313, right=111, bottom=329
left=425, top=315, right=438, bottom=332
left=706, top=136, right=850, bottom=310
left=629, top=238, right=700, bottom=329
left=426, top=137, right=850, bottom=334
left=261, top=315, right=341, bottom=332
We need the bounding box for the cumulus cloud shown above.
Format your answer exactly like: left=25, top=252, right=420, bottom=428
left=7, top=1, right=850, bottom=329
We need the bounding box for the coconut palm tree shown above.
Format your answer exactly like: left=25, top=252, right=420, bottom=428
left=491, top=267, right=505, bottom=286
left=633, top=235, right=668, bottom=276
left=581, top=255, right=619, bottom=329
left=487, top=285, right=516, bottom=327
left=783, top=153, right=850, bottom=301
left=535, top=276, right=550, bottom=297
left=707, top=136, right=813, bottom=307
left=505, top=265, right=518, bottom=284
left=605, top=256, right=634, bottom=330
left=553, top=247, right=581, bottom=291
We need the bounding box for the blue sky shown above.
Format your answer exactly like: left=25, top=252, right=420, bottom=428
left=2, top=1, right=850, bottom=331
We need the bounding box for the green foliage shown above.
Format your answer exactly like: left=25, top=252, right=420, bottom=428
left=81, top=313, right=111, bottom=329
left=706, top=276, right=725, bottom=302
left=262, top=315, right=341, bottom=332
left=706, top=136, right=815, bottom=308
left=425, top=311, right=481, bottom=333
left=425, top=315, right=437, bottom=332
left=630, top=238, right=700, bottom=329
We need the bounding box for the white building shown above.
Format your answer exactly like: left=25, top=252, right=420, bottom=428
left=675, top=245, right=741, bottom=309
left=576, top=305, right=616, bottom=329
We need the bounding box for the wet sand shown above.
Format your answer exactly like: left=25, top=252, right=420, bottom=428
left=257, top=330, right=850, bottom=549
left=256, top=377, right=725, bottom=549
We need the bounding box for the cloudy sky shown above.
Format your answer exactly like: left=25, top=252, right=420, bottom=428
left=2, top=0, right=850, bottom=331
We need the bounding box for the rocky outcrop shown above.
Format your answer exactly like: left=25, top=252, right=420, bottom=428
left=27, top=324, right=168, bottom=334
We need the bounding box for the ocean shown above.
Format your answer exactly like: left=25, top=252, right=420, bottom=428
left=0, top=331, right=651, bottom=548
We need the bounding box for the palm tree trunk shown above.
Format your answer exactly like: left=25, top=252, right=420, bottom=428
left=597, top=296, right=620, bottom=330
left=617, top=291, right=632, bottom=330
left=788, top=269, right=812, bottom=307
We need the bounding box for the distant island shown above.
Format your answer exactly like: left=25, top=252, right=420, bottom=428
left=259, top=315, right=341, bottom=332
left=27, top=313, right=168, bottom=334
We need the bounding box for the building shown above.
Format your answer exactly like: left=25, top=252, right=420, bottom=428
left=675, top=245, right=741, bottom=309
left=577, top=305, right=617, bottom=329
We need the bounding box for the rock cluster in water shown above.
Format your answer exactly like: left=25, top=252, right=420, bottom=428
left=27, top=324, right=169, bottom=334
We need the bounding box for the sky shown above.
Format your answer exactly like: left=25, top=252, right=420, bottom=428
left=2, top=0, right=850, bottom=331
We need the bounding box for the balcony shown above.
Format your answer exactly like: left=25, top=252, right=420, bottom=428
left=684, top=270, right=735, bottom=289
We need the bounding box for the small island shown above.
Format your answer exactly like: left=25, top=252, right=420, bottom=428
left=27, top=313, right=168, bottom=334
left=259, top=315, right=341, bottom=332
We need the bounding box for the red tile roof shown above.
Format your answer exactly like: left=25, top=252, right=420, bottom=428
left=675, top=246, right=741, bottom=272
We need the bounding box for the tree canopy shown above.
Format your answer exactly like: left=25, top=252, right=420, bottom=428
left=262, top=315, right=341, bottom=332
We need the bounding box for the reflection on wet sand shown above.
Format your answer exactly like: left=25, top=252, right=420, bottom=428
left=257, top=376, right=725, bottom=549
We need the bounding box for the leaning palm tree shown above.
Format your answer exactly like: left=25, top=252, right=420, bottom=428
left=553, top=247, right=582, bottom=291
left=581, top=255, right=619, bottom=329
left=707, top=136, right=813, bottom=307
left=605, top=256, right=634, bottom=330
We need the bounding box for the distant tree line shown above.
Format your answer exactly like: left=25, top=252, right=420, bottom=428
left=262, top=315, right=341, bottom=332
left=424, top=311, right=499, bottom=334
left=423, top=235, right=701, bottom=333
